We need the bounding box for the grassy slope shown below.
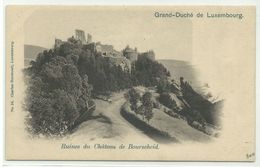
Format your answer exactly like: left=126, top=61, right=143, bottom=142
left=133, top=86, right=211, bottom=143
left=149, top=109, right=211, bottom=142
left=130, top=105, right=211, bottom=143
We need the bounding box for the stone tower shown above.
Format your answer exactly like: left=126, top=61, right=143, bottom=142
left=87, top=33, right=92, bottom=43
left=123, top=45, right=138, bottom=62
left=54, top=38, right=63, bottom=48
left=75, top=29, right=87, bottom=44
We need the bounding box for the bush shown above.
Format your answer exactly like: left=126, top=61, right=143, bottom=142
left=125, top=88, right=140, bottom=114
left=141, top=92, right=154, bottom=123
left=158, top=93, right=177, bottom=110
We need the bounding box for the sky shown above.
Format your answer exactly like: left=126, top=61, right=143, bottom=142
left=24, top=7, right=192, bottom=61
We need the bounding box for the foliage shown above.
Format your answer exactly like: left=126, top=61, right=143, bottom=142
left=125, top=88, right=140, bottom=114
left=56, top=39, right=170, bottom=95
left=125, top=90, right=154, bottom=123
left=25, top=36, right=172, bottom=136
left=158, top=92, right=177, bottom=111
left=132, top=56, right=170, bottom=87
left=25, top=47, right=93, bottom=136
left=157, top=79, right=171, bottom=94
left=180, top=79, right=215, bottom=125
left=77, top=51, right=133, bottom=95
left=140, top=92, right=154, bottom=123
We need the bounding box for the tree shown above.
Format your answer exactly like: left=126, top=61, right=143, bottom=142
left=125, top=88, right=140, bottom=114
left=141, top=92, right=154, bottom=123
left=25, top=86, right=80, bottom=136
left=77, top=47, right=133, bottom=95
left=157, top=79, right=170, bottom=94
left=132, top=56, right=170, bottom=87
left=144, top=108, right=153, bottom=123
left=25, top=50, right=94, bottom=136
left=137, top=105, right=145, bottom=120
left=158, top=92, right=177, bottom=110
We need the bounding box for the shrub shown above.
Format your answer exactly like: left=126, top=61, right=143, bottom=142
left=158, top=92, right=177, bottom=110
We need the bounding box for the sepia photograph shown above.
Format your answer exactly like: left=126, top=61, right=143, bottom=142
left=5, top=6, right=255, bottom=161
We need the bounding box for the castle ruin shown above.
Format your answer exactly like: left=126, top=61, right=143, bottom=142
left=54, top=29, right=156, bottom=73
left=75, top=29, right=87, bottom=44
left=138, top=50, right=155, bottom=61
left=54, top=38, right=63, bottom=48
left=87, top=33, right=92, bottom=43
left=123, top=45, right=138, bottom=62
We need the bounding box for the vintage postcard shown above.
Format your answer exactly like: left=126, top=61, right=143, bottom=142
left=5, top=6, right=255, bottom=161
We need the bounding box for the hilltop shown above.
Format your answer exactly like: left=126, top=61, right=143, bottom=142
left=23, top=30, right=170, bottom=137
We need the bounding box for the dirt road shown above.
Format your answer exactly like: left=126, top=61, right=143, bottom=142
left=69, top=92, right=155, bottom=143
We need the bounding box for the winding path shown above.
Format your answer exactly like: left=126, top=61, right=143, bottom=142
left=70, top=92, right=155, bottom=143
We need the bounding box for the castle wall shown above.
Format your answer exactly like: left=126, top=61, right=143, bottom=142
left=104, top=56, right=131, bottom=73
left=138, top=50, right=155, bottom=61
left=87, top=34, right=92, bottom=43
left=125, top=52, right=138, bottom=62
left=83, top=43, right=96, bottom=52
left=123, top=46, right=138, bottom=62
left=96, top=43, right=114, bottom=56
left=75, top=29, right=87, bottom=44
